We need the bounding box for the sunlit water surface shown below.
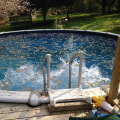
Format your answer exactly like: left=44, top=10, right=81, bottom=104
left=0, top=31, right=117, bottom=91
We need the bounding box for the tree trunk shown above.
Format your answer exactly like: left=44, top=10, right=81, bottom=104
left=108, top=0, right=117, bottom=13
left=66, top=7, right=69, bottom=19
left=42, top=9, right=47, bottom=22
left=108, top=4, right=111, bottom=13
left=102, top=0, right=106, bottom=15
left=43, top=14, right=46, bottom=22
left=117, top=0, right=120, bottom=12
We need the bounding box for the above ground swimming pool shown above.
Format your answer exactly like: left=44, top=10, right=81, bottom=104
left=0, top=30, right=118, bottom=91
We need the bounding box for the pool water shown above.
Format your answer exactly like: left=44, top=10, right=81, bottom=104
left=0, top=31, right=117, bottom=91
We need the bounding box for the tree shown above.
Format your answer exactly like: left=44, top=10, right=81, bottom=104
left=101, top=0, right=119, bottom=14
left=100, top=0, right=119, bottom=14
left=61, top=0, right=75, bottom=19
left=102, top=0, right=106, bottom=14
left=97, top=0, right=109, bottom=14
left=41, top=0, right=49, bottom=22
left=29, top=0, right=49, bottom=22
left=72, top=0, right=84, bottom=13
left=107, top=0, right=117, bottom=13
left=0, top=0, right=30, bottom=23
left=0, top=0, right=6, bottom=22
left=49, top=0, right=75, bottom=19
left=115, top=0, right=120, bottom=12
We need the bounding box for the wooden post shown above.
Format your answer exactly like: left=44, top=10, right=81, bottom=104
left=108, top=36, right=120, bottom=104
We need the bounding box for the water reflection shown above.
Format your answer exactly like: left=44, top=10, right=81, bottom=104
left=0, top=32, right=117, bottom=91
left=0, top=58, right=111, bottom=91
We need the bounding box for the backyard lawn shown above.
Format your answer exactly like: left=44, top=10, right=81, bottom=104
left=0, top=13, right=120, bottom=34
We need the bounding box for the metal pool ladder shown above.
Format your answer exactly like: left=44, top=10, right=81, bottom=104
left=43, top=54, right=51, bottom=91
left=69, top=51, right=83, bottom=88
left=43, top=51, right=91, bottom=106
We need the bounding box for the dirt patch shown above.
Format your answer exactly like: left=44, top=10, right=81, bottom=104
left=0, top=20, right=5, bottom=24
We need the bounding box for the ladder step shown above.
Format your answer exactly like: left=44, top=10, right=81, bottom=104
left=48, top=87, right=107, bottom=107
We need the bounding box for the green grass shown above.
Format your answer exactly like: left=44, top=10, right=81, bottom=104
left=0, top=13, right=120, bottom=34
left=63, top=13, right=120, bottom=34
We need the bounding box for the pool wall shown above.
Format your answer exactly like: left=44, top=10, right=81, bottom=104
left=0, top=29, right=119, bottom=39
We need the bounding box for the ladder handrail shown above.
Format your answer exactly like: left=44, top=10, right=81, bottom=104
left=43, top=54, right=51, bottom=91
left=69, top=51, right=83, bottom=88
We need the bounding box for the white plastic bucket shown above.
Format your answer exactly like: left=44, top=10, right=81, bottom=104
left=101, top=101, right=113, bottom=113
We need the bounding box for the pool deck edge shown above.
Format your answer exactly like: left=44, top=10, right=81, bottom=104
left=0, top=86, right=110, bottom=120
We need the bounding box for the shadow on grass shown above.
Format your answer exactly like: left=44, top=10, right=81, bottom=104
left=31, top=20, right=54, bottom=29
left=63, top=15, right=98, bottom=30
left=63, top=13, right=120, bottom=34
left=0, top=20, right=55, bottom=32
left=109, top=26, right=120, bottom=34
left=0, top=13, right=120, bottom=34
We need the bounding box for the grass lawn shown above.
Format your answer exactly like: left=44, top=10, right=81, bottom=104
left=0, top=13, right=120, bottom=34
left=63, top=13, right=120, bottom=34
